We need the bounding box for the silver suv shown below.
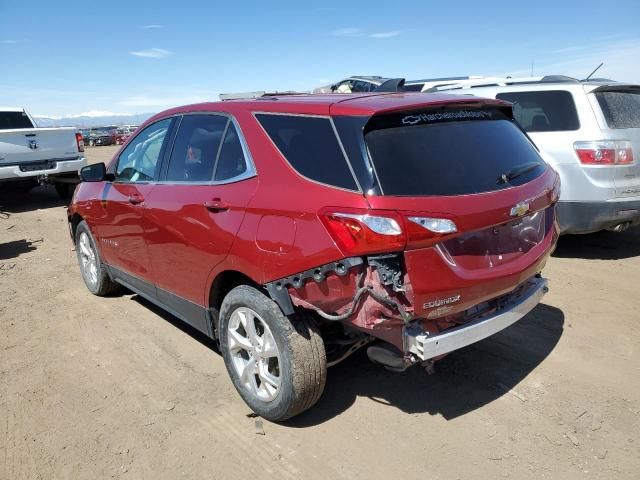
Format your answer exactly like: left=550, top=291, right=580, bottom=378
left=430, top=76, right=640, bottom=234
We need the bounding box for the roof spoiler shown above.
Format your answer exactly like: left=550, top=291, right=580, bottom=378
left=374, top=78, right=406, bottom=92
left=219, top=91, right=307, bottom=101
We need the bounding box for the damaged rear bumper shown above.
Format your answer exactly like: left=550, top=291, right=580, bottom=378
left=405, top=277, right=548, bottom=361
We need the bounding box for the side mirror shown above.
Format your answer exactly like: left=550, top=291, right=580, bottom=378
left=80, top=162, right=113, bottom=182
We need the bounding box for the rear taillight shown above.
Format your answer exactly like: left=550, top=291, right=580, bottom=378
left=320, top=209, right=405, bottom=255
left=75, top=132, right=85, bottom=152
left=574, top=140, right=633, bottom=165
left=320, top=209, right=459, bottom=255
left=405, top=216, right=458, bottom=249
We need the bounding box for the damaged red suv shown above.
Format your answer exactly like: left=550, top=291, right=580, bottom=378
left=69, top=92, right=559, bottom=421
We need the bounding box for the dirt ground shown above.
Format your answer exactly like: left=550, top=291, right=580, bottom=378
left=1, top=145, right=639, bottom=479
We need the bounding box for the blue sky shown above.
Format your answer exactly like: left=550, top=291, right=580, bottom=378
left=1, top=0, right=639, bottom=117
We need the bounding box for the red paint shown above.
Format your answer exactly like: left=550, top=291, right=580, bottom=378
left=69, top=93, right=559, bottom=349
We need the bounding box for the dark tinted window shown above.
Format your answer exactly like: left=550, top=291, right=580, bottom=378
left=403, top=84, right=424, bottom=92
left=595, top=90, right=640, bottom=129
left=352, top=80, right=373, bottom=92
left=116, top=118, right=171, bottom=182
left=166, top=115, right=228, bottom=182
left=496, top=91, right=580, bottom=132
left=256, top=114, right=358, bottom=190
left=365, top=116, right=546, bottom=196
left=0, top=111, right=34, bottom=130
left=214, top=122, right=248, bottom=181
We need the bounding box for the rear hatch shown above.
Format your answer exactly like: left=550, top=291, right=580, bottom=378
left=591, top=85, right=640, bottom=198
left=336, top=102, right=559, bottom=320
left=0, top=127, right=81, bottom=166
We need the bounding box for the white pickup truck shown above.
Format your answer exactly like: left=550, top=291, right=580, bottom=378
left=0, top=108, right=87, bottom=198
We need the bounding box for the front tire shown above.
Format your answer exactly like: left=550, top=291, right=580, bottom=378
left=75, top=221, right=120, bottom=296
left=219, top=286, right=326, bottom=421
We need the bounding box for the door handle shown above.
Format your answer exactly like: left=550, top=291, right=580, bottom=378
left=128, top=194, right=144, bottom=205
left=204, top=198, right=229, bottom=212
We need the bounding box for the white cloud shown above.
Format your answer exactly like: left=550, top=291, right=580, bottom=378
left=117, top=94, right=214, bottom=109
left=548, top=45, right=585, bottom=54
left=129, top=48, right=174, bottom=58
left=142, top=24, right=163, bottom=29
left=332, top=27, right=364, bottom=37
left=369, top=30, right=401, bottom=39
left=1, top=39, right=19, bottom=44
left=34, top=110, right=135, bottom=120
left=504, top=38, right=640, bottom=83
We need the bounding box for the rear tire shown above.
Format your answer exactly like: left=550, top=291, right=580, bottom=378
left=219, top=286, right=326, bottom=421
left=75, top=221, right=120, bottom=296
left=55, top=183, right=76, bottom=199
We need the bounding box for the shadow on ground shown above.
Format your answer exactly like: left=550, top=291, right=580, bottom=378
left=130, top=291, right=563, bottom=426
left=0, top=239, right=40, bottom=260
left=0, top=185, right=68, bottom=214
left=132, top=294, right=220, bottom=353
left=553, top=226, right=640, bottom=260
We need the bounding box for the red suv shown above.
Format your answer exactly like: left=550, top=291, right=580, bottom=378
left=68, top=93, right=559, bottom=421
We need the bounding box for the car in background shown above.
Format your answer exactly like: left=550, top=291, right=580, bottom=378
left=82, top=128, right=116, bottom=147
left=0, top=107, right=86, bottom=198
left=114, top=127, right=137, bottom=145
left=431, top=76, right=640, bottom=234
left=314, top=76, right=424, bottom=93
left=68, top=92, right=558, bottom=420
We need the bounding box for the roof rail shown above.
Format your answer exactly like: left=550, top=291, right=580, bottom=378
left=219, top=91, right=306, bottom=101
left=421, top=74, right=601, bottom=93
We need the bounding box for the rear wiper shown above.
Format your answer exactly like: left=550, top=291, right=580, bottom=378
left=497, top=162, right=541, bottom=185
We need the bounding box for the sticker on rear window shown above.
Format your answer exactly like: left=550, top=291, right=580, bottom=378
left=401, top=110, right=492, bottom=126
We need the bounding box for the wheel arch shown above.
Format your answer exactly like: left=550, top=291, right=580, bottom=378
left=69, top=213, right=84, bottom=242
left=208, top=269, right=264, bottom=334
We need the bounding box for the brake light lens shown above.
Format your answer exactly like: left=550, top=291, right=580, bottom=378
left=75, top=132, right=85, bottom=152
left=574, top=140, right=633, bottom=165
left=408, top=217, right=457, bottom=234
left=405, top=216, right=458, bottom=249
left=320, top=210, right=405, bottom=255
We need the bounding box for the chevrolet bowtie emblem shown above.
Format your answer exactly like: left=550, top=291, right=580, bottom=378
left=510, top=201, right=530, bottom=217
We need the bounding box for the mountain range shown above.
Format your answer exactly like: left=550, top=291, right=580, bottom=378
left=33, top=111, right=155, bottom=128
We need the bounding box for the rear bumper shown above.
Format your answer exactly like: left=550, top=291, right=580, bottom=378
left=557, top=199, right=640, bottom=234
left=0, top=156, right=87, bottom=182
left=405, top=277, right=547, bottom=361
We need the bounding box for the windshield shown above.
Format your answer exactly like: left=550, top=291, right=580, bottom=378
left=364, top=111, right=546, bottom=196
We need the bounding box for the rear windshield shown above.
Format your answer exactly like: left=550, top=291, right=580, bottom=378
left=365, top=111, right=546, bottom=196
left=496, top=91, right=580, bottom=132
left=595, top=90, right=640, bottom=129
left=0, top=111, right=34, bottom=130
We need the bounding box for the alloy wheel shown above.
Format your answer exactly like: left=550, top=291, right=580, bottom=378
left=227, top=307, right=282, bottom=402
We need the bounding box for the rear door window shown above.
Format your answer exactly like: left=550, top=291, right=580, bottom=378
left=165, top=114, right=228, bottom=182
left=364, top=110, right=546, bottom=196
left=214, top=122, right=248, bottom=181
left=256, top=114, right=358, bottom=191
left=496, top=90, right=580, bottom=132
left=595, top=90, right=640, bottom=129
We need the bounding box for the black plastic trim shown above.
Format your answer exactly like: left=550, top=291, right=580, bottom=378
left=105, top=264, right=214, bottom=338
